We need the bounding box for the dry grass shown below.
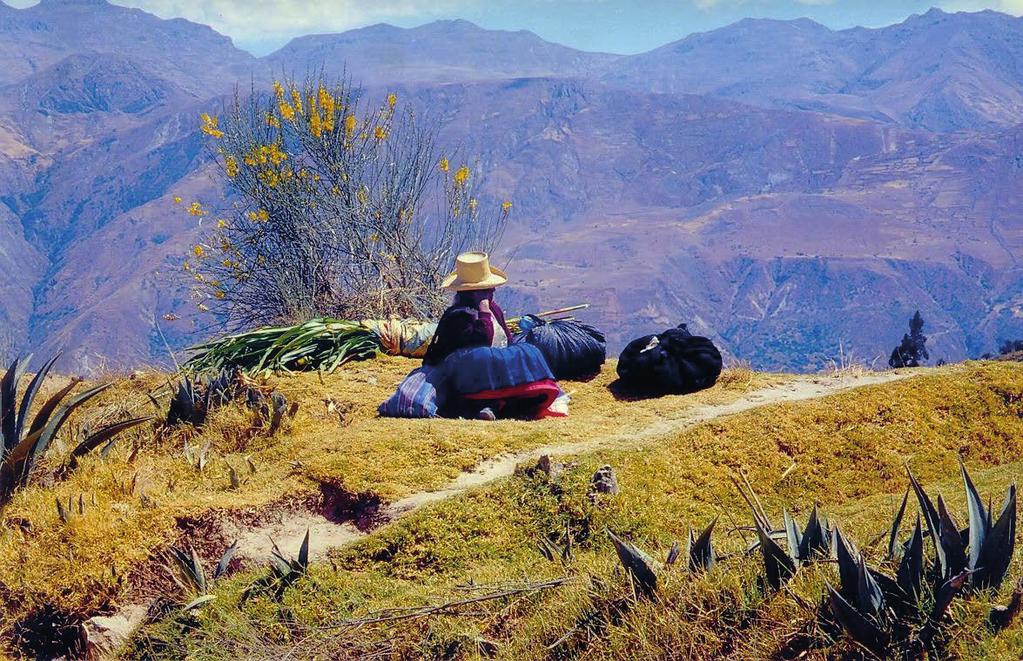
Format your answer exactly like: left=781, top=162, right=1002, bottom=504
left=127, top=360, right=1023, bottom=660
left=0, top=356, right=781, bottom=657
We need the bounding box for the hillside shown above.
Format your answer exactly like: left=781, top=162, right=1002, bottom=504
left=1, top=3, right=1023, bottom=372
left=0, top=358, right=1021, bottom=658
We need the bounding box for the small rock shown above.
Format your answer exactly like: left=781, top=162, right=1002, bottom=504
left=590, top=465, right=619, bottom=495
left=532, top=455, right=578, bottom=479
left=83, top=605, right=147, bottom=660
left=536, top=454, right=556, bottom=477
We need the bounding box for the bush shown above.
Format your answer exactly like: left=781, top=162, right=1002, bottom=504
left=187, top=75, right=511, bottom=328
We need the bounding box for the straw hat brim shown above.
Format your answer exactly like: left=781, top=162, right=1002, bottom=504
left=442, top=265, right=508, bottom=291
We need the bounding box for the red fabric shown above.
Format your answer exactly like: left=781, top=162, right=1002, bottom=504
left=463, top=378, right=564, bottom=419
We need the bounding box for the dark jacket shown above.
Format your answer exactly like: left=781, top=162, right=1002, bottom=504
left=423, top=289, right=513, bottom=366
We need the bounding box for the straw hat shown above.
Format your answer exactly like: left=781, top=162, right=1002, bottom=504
left=442, top=252, right=507, bottom=291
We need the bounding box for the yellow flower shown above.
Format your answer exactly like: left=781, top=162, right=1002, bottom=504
left=279, top=101, right=295, bottom=122
left=217, top=219, right=228, bottom=228
left=200, top=113, right=223, bottom=139
left=193, top=245, right=205, bottom=258
left=387, top=92, right=398, bottom=108
left=454, top=165, right=470, bottom=186
left=273, top=80, right=284, bottom=99
left=373, top=126, right=388, bottom=140
left=357, top=188, right=368, bottom=205
left=502, top=200, right=513, bottom=213
left=173, top=196, right=182, bottom=204
left=344, top=115, right=357, bottom=137
left=318, top=86, right=332, bottom=110
left=225, top=155, right=239, bottom=178
left=319, top=86, right=336, bottom=132
left=310, top=111, right=322, bottom=138
left=266, top=113, right=281, bottom=128
left=291, top=89, right=304, bottom=116
left=188, top=202, right=208, bottom=217
left=247, top=208, right=270, bottom=222
left=438, top=158, right=449, bottom=173
left=182, top=260, right=192, bottom=272
left=369, top=233, right=379, bottom=242
left=214, top=290, right=225, bottom=300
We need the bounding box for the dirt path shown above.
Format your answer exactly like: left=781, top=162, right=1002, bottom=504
left=238, top=370, right=913, bottom=561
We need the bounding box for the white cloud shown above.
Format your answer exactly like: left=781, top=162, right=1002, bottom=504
left=127, top=0, right=470, bottom=38
left=940, top=0, right=1023, bottom=14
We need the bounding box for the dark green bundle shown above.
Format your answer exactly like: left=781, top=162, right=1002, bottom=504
left=184, top=319, right=381, bottom=377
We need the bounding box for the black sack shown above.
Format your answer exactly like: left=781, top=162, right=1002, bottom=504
left=516, top=315, right=606, bottom=379
left=617, top=324, right=722, bottom=396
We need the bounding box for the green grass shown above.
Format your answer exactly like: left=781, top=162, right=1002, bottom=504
left=128, top=361, right=1023, bottom=660
left=0, top=356, right=778, bottom=658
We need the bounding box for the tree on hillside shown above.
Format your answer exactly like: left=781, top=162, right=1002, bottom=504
left=999, top=339, right=1023, bottom=356
left=888, top=310, right=929, bottom=368
left=185, top=75, right=510, bottom=328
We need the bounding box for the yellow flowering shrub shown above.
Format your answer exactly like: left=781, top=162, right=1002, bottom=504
left=191, top=75, right=512, bottom=324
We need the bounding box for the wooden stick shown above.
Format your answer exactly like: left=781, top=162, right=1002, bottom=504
left=314, top=576, right=572, bottom=630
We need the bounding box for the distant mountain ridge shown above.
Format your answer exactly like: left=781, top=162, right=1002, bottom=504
left=265, top=19, right=620, bottom=83
left=1, top=0, right=1022, bottom=371
left=604, top=8, right=1023, bottom=131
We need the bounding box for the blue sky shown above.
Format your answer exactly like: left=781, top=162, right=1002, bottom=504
left=7, top=0, right=1023, bottom=55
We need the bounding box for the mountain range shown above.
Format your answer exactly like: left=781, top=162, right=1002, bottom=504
left=1, top=0, right=1022, bottom=371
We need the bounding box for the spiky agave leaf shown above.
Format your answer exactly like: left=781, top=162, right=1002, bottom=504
left=936, top=495, right=968, bottom=580
left=897, top=515, right=925, bottom=599
left=0, top=356, right=30, bottom=451
left=608, top=530, right=658, bottom=599
left=689, top=516, right=717, bottom=572
left=665, top=539, right=681, bottom=567
left=833, top=527, right=860, bottom=602
left=855, top=556, right=886, bottom=619
left=167, top=545, right=207, bottom=595
left=887, top=488, right=909, bottom=561
left=798, top=504, right=829, bottom=562
left=753, top=513, right=795, bottom=591
left=66, top=417, right=152, bottom=471
left=214, top=541, right=239, bottom=580
left=917, top=569, right=970, bottom=650
left=783, top=509, right=802, bottom=565
left=12, top=355, right=59, bottom=449
left=266, top=391, right=287, bottom=436
left=826, top=583, right=889, bottom=657
left=907, top=467, right=945, bottom=576
left=976, top=483, right=1016, bottom=590
left=31, top=380, right=88, bottom=445
left=297, top=528, right=311, bottom=570
left=960, top=461, right=988, bottom=573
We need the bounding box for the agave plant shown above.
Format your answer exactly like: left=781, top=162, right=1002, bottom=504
left=607, top=530, right=659, bottom=599
left=166, top=368, right=290, bottom=435
left=0, top=355, right=145, bottom=506
left=827, top=524, right=970, bottom=657
left=242, top=530, right=311, bottom=602
left=905, top=463, right=1016, bottom=589
left=738, top=478, right=831, bottom=590
left=826, top=464, right=1018, bottom=656
left=666, top=517, right=717, bottom=572
left=165, top=541, right=238, bottom=610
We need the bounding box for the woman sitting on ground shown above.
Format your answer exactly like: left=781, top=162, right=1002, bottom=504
left=380, top=252, right=567, bottom=420
left=379, top=252, right=562, bottom=421
left=426, top=252, right=566, bottom=420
